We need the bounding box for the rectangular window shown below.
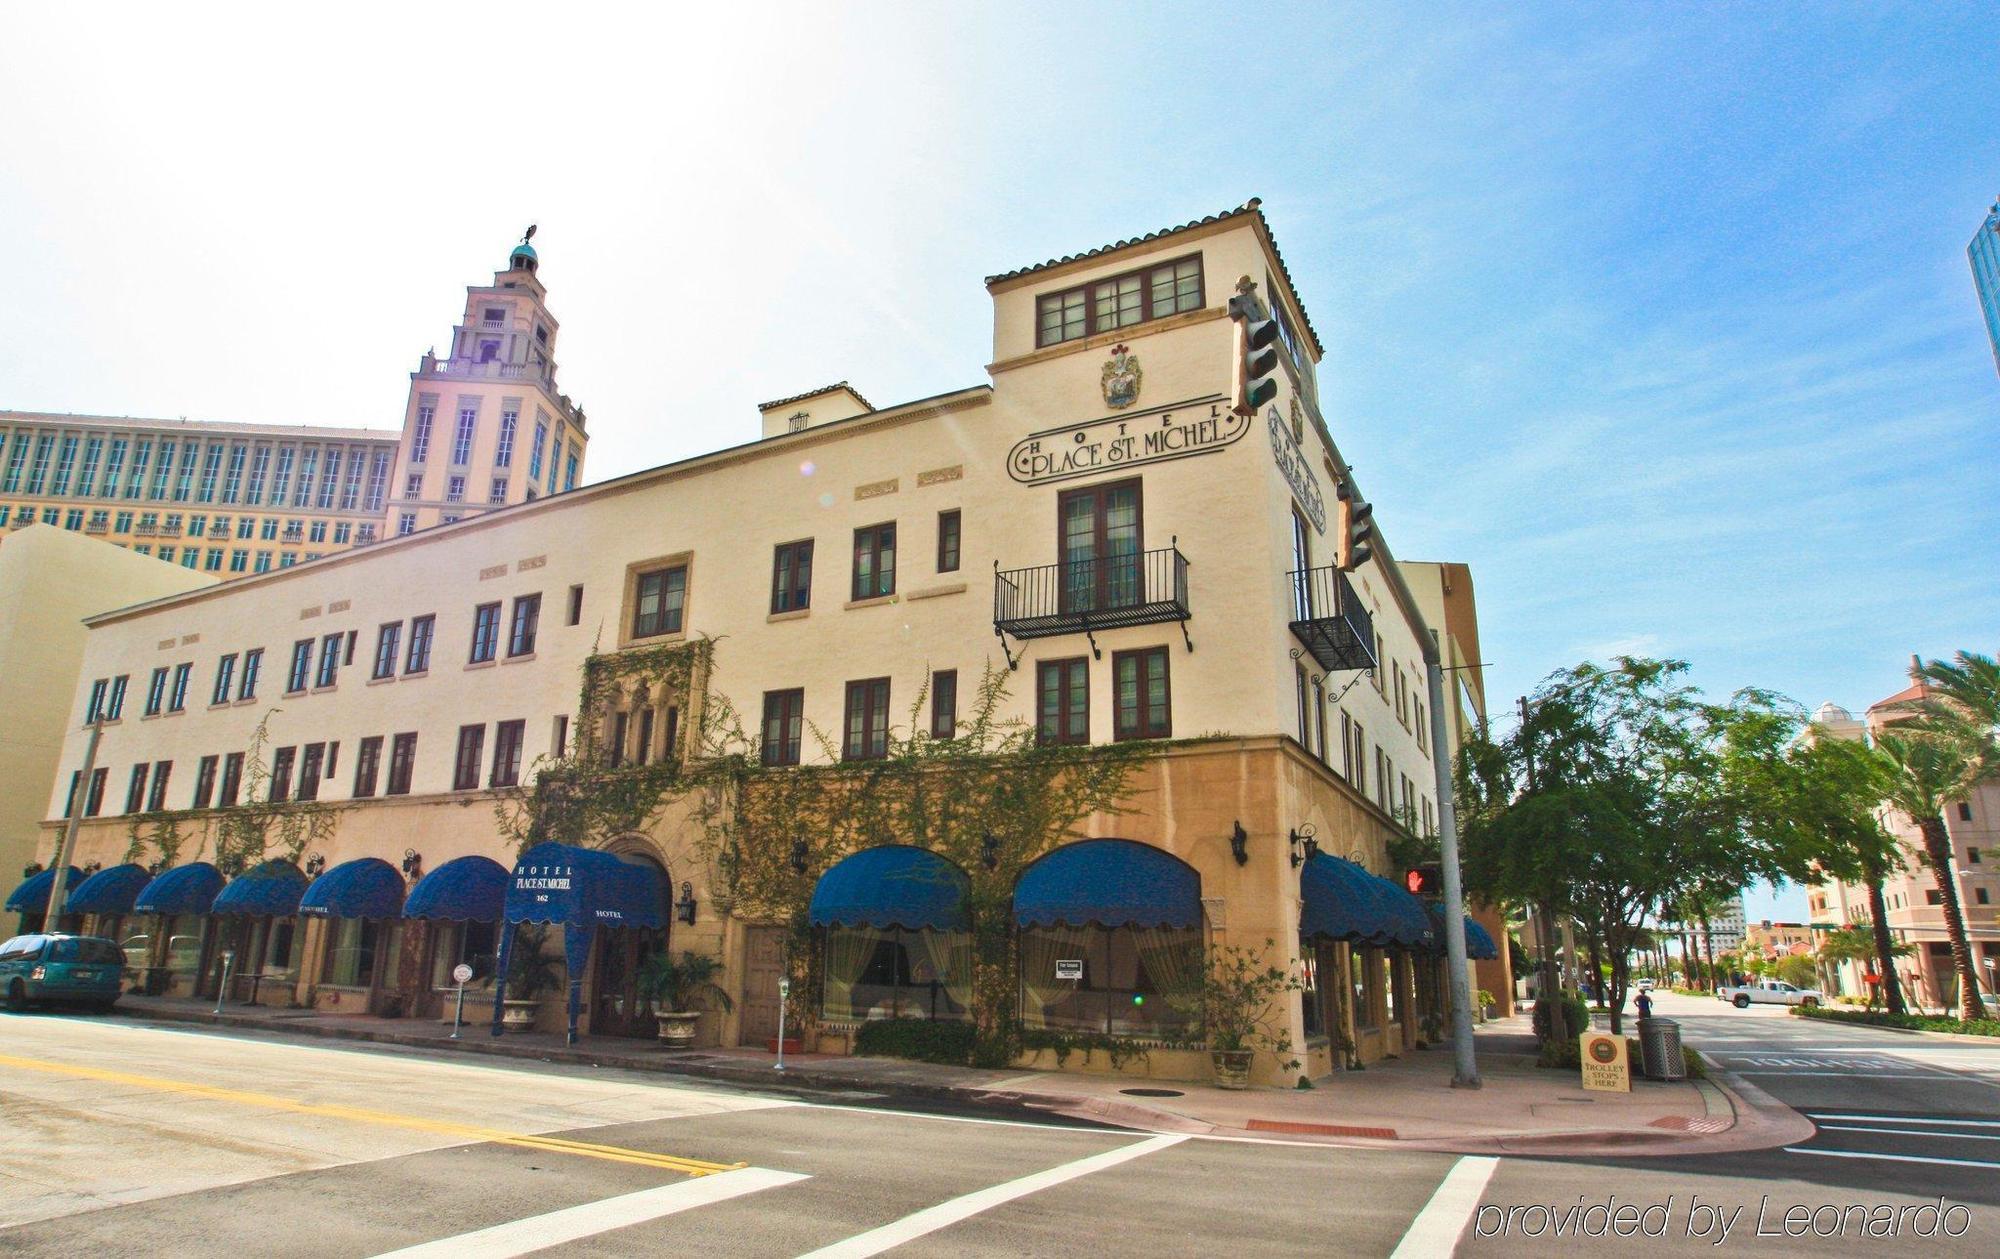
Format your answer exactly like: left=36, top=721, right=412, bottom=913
left=852, top=523, right=896, bottom=600
left=937, top=510, right=961, bottom=573
left=373, top=623, right=401, bottom=679
left=406, top=614, right=435, bottom=672
left=608, top=711, right=630, bottom=768
left=125, top=763, right=149, bottom=814
left=634, top=708, right=654, bottom=766
left=843, top=678, right=891, bottom=761
left=489, top=477, right=508, bottom=503
left=490, top=719, right=525, bottom=788
left=316, top=631, right=342, bottom=687
left=386, top=732, right=418, bottom=795
left=191, top=755, right=218, bottom=808
left=146, top=761, right=172, bottom=811
left=168, top=663, right=192, bottom=712
left=495, top=406, right=518, bottom=468
left=762, top=689, right=804, bottom=766
left=446, top=475, right=466, bottom=503
left=508, top=593, right=540, bottom=657
left=567, top=584, right=583, bottom=625
left=1058, top=479, right=1142, bottom=614
left=1034, top=254, right=1204, bottom=346
left=269, top=746, right=296, bottom=802
left=469, top=602, right=501, bottom=663
left=529, top=418, right=548, bottom=482
left=930, top=670, right=958, bottom=740
left=239, top=648, right=262, bottom=700
left=452, top=404, right=478, bottom=464
left=219, top=752, right=244, bottom=807
left=411, top=402, right=435, bottom=464
left=552, top=715, right=568, bottom=759
left=1958, top=802, right=1974, bottom=822
left=1113, top=648, right=1171, bottom=740
left=287, top=640, right=312, bottom=693
left=82, top=767, right=106, bottom=816
left=631, top=565, right=687, bottom=638
left=144, top=667, right=168, bottom=716
left=772, top=540, right=813, bottom=613
left=1296, top=665, right=1311, bottom=745
left=212, top=654, right=237, bottom=706
left=86, top=679, right=107, bottom=724
left=106, top=674, right=128, bottom=720
left=298, top=743, right=325, bottom=801
left=352, top=736, right=383, bottom=798
left=1312, top=678, right=1328, bottom=761
left=453, top=725, right=485, bottom=790
left=1037, top=658, right=1090, bottom=746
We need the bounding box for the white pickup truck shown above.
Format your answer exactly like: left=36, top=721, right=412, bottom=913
left=1717, top=979, right=1823, bottom=1009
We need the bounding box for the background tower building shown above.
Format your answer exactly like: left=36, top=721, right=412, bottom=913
left=1971, top=197, right=2000, bottom=380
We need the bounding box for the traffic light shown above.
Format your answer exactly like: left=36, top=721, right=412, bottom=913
left=1228, top=281, right=1281, bottom=415
left=1337, top=477, right=1374, bottom=571
left=1405, top=865, right=1442, bottom=896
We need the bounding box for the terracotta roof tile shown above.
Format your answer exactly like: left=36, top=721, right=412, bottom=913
left=755, top=381, right=874, bottom=413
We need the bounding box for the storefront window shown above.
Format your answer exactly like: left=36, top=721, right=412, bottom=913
left=1300, top=944, right=1324, bottom=1038
left=263, top=919, right=297, bottom=980
left=1352, top=949, right=1381, bottom=1031
left=1018, top=925, right=1199, bottom=1038
left=1382, top=953, right=1398, bottom=1025
left=430, top=921, right=498, bottom=989
left=164, top=915, right=203, bottom=988
left=823, top=927, right=971, bottom=1022
left=326, top=918, right=378, bottom=987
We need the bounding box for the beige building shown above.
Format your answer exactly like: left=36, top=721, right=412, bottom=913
left=0, top=527, right=212, bottom=886
left=1, top=234, right=588, bottom=573
left=1742, top=920, right=1813, bottom=959
left=24, top=203, right=1485, bottom=1088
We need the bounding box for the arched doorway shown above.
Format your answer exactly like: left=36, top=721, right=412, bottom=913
left=588, top=846, right=671, bottom=1038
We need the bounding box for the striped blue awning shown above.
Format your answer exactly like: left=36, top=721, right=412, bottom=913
left=212, top=860, right=308, bottom=917
left=6, top=866, right=82, bottom=914
left=134, top=862, right=225, bottom=916
left=301, top=857, right=406, bottom=920
left=1013, top=839, right=1201, bottom=930
left=810, top=846, right=969, bottom=931
left=66, top=863, right=153, bottom=915
left=405, top=855, right=509, bottom=922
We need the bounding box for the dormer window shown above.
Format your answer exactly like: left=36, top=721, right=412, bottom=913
left=1035, top=254, right=1204, bottom=348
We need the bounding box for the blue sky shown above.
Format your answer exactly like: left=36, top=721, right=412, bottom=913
left=4, top=5, right=1995, bottom=917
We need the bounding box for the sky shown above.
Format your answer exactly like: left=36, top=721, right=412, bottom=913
left=4, top=4, right=1996, bottom=920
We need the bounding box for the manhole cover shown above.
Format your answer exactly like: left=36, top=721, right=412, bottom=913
left=1119, top=1087, right=1185, bottom=1097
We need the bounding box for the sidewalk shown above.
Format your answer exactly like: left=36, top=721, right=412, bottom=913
left=108, top=995, right=1805, bottom=1156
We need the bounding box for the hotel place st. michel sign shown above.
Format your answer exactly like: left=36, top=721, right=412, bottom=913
left=1007, top=394, right=1249, bottom=486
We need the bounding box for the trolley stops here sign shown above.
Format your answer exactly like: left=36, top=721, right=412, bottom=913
left=1579, top=1031, right=1630, bottom=1092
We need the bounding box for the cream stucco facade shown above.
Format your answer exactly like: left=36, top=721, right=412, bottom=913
left=26, top=203, right=1482, bottom=1087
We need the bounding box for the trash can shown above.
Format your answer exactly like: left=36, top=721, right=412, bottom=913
left=1637, top=1017, right=1685, bottom=1080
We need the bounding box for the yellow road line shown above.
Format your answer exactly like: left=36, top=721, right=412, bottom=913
left=0, top=1051, right=743, bottom=1176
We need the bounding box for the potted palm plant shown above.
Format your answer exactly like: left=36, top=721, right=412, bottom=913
left=501, top=923, right=561, bottom=1031
left=1170, top=939, right=1303, bottom=1090
left=638, top=950, right=734, bottom=1050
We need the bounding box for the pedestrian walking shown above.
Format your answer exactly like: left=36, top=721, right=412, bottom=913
left=1635, top=989, right=1654, bottom=1020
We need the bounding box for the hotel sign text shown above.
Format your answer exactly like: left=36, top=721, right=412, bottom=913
left=1007, top=396, right=1246, bottom=486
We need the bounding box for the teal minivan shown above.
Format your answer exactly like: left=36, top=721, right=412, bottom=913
left=0, top=934, right=126, bottom=1011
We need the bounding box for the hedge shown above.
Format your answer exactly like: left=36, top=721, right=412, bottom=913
left=854, top=1018, right=979, bottom=1064
left=1792, top=1004, right=2000, bottom=1037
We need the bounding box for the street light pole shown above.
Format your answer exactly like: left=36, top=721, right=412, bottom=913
left=43, top=718, right=105, bottom=931
left=1425, top=634, right=1479, bottom=1089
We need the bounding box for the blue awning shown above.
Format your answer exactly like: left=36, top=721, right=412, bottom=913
left=1463, top=917, right=1499, bottom=961
left=134, top=862, right=225, bottom=916
left=504, top=842, right=665, bottom=929
left=810, top=846, right=969, bottom=931
left=212, top=860, right=308, bottom=917
left=1368, top=870, right=1435, bottom=949
left=6, top=866, right=82, bottom=914
left=405, top=855, right=509, bottom=922
left=301, top=857, right=406, bottom=920
left=1300, top=854, right=1397, bottom=944
left=1013, top=839, right=1201, bottom=930
left=66, top=863, right=153, bottom=915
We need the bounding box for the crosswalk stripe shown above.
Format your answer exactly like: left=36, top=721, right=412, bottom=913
left=1785, top=1147, right=2000, bottom=1170
left=1390, top=1156, right=1500, bottom=1259
left=1806, top=1112, right=2000, bottom=1128
left=366, top=1166, right=809, bottom=1258
left=1815, top=1124, right=2000, bottom=1142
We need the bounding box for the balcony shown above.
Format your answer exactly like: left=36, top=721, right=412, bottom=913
left=1288, top=566, right=1376, bottom=673
left=993, top=545, right=1190, bottom=662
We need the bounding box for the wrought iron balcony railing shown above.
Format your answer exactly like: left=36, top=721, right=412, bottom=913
left=993, top=545, right=1190, bottom=661
left=1287, top=565, right=1377, bottom=673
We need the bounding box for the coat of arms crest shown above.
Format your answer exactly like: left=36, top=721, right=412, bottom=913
left=1101, top=344, right=1142, bottom=409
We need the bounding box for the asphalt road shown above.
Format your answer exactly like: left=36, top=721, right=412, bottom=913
left=0, top=994, right=1994, bottom=1257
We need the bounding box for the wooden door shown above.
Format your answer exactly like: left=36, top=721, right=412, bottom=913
left=590, top=926, right=667, bottom=1038
left=739, top=926, right=786, bottom=1047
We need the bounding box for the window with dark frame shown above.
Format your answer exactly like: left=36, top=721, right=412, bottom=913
left=1057, top=479, right=1141, bottom=613
left=851, top=523, right=895, bottom=601
left=298, top=743, right=325, bottom=801
left=635, top=708, right=654, bottom=766
left=508, top=593, right=540, bottom=657
left=1034, top=254, right=1204, bottom=347
left=373, top=623, right=401, bottom=679
left=453, top=724, right=485, bottom=791
left=86, top=767, right=106, bottom=817
left=240, top=648, right=262, bottom=700
left=211, top=655, right=236, bottom=707
left=567, top=584, right=583, bottom=626
left=353, top=736, right=383, bottom=798
left=631, top=565, right=687, bottom=638
left=269, top=746, right=296, bottom=802
left=193, top=755, right=218, bottom=809
left=936, top=510, right=960, bottom=573
left=843, top=677, right=891, bottom=761
left=145, top=667, right=168, bottom=716
left=386, top=733, right=417, bottom=795
left=1113, top=648, right=1170, bottom=740
left=126, top=763, right=149, bottom=814
left=316, top=632, right=342, bottom=687
left=406, top=615, right=435, bottom=673
left=930, top=670, right=958, bottom=740
left=771, top=540, right=813, bottom=613
left=168, top=662, right=192, bottom=712
left=469, top=602, right=501, bottom=663
left=491, top=719, right=525, bottom=788
left=219, top=752, right=243, bottom=807
left=762, top=689, right=804, bottom=766
left=609, top=710, right=629, bottom=768
left=1037, top=658, right=1089, bottom=746
left=287, top=640, right=312, bottom=693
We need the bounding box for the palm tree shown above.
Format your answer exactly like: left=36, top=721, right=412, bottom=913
left=1874, top=729, right=1990, bottom=1021
left=1910, top=650, right=2000, bottom=1019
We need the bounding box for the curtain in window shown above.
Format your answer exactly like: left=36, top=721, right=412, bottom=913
left=914, top=929, right=974, bottom=1017
left=1018, top=926, right=1091, bottom=1028
left=1131, top=927, right=1202, bottom=1007
left=823, top=927, right=887, bottom=1022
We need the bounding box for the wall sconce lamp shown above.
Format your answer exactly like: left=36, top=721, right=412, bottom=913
left=789, top=838, right=809, bottom=876
left=304, top=853, right=327, bottom=877
left=82, top=860, right=102, bottom=877
left=1288, top=824, right=1320, bottom=870
left=146, top=860, right=163, bottom=875
left=22, top=862, right=43, bottom=879
left=1229, top=822, right=1249, bottom=867
left=981, top=832, right=1000, bottom=871
left=401, top=849, right=423, bottom=881
left=676, top=881, right=698, bottom=925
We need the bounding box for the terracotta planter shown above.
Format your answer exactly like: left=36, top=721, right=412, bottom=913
left=500, top=999, right=541, bottom=1031
left=766, top=1036, right=805, bottom=1055
left=1211, top=1048, right=1253, bottom=1090
left=656, top=1010, right=701, bottom=1050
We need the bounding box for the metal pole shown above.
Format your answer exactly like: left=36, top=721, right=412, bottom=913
left=213, top=950, right=234, bottom=1015
left=44, top=719, right=105, bottom=931
left=451, top=980, right=465, bottom=1039
left=774, top=975, right=791, bottom=1072
left=1426, top=635, right=1479, bottom=1088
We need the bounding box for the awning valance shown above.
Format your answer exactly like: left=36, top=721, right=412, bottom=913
left=1463, top=917, right=1499, bottom=961
left=212, top=860, right=307, bottom=917
left=6, top=866, right=81, bottom=914
left=134, top=862, right=225, bottom=916
left=1013, top=839, right=1201, bottom=930
left=301, top=857, right=406, bottom=920
left=405, top=855, right=509, bottom=922
left=810, top=846, right=969, bottom=931
left=66, top=863, right=152, bottom=915
left=504, top=843, right=665, bottom=930
left=1373, top=872, right=1435, bottom=950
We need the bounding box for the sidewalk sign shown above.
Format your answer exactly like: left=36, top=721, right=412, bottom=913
left=1579, top=1031, right=1630, bottom=1092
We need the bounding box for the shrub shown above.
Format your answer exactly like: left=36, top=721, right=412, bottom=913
left=854, top=1018, right=979, bottom=1064
left=1793, top=1005, right=2000, bottom=1037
